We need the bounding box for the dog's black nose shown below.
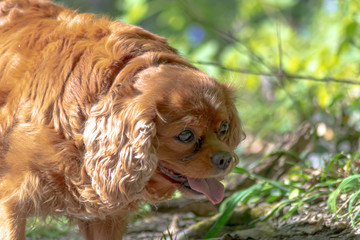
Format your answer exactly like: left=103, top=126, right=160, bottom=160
left=211, top=151, right=233, bottom=170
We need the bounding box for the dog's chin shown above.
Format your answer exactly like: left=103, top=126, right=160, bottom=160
left=157, top=163, right=225, bottom=205
left=158, top=163, right=203, bottom=196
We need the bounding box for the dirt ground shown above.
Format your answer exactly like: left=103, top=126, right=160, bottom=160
left=124, top=196, right=360, bottom=240
left=25, top=194, right=360, bottom=239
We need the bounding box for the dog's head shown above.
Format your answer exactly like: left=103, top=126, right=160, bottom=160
left=140, top=64, right=242, bottom=204
left=83, top=52, right=242, bottom=206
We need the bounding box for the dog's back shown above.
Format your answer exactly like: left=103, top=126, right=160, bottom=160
left=0, top=1, right=184, bottom=239
left=0, top=1, right=242, bottom=239
left=0, top=1, right=170, bottom=238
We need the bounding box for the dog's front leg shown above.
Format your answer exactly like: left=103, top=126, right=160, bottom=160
left=78, top=215, right=128, bottom=240
left=0, top=199, right=27, bottom=240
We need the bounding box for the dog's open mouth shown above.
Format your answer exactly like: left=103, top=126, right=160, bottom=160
left=158, top=163, right=224, bottom=204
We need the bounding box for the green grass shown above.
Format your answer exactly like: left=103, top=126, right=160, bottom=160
left=24, top=152, right=360, bottom=239
left=204, top=152, right=360, bottom=238
left=26, top=216, right=80, bottom=240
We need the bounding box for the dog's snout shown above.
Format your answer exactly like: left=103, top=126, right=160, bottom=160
left=211, top=151, right=233, bottom=170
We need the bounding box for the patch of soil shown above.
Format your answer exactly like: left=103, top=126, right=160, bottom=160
left=124, top=196, right=360, bottom=240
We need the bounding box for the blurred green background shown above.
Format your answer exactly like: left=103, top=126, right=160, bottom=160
left=52, top=0, right=360, bottom=160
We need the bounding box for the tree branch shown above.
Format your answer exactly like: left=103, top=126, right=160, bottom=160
left=179, top=0, right=275, bottom=72
left=194, top=61, right=360, bottom=86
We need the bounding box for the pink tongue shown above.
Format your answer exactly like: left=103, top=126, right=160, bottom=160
left=187, top=178, right=224, bottom=204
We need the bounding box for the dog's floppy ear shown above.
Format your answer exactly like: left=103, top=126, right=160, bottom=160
left=82, top=52, right=194, bottom=205
left=83, top=92, right=157, bottom=204
left=223, top=84, right=244, bottom=149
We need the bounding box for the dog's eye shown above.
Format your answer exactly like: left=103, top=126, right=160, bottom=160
left=218, top=121, right=229, bottom=137
left=176, top=130, right=195, bottom=143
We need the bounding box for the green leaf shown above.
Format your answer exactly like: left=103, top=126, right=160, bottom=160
left=345, top=22, right=357, bottom=38
left=206, top=183, right=263, bottom=238
left=321, top=153, right=347, bottom=182
left=288, top=188, right=300, bottom=200
left=337, top=40, right=350, bottom=56
left=283, top=204, right=299, bottom=219
left=348, top=190, right=360, bottom=227
left=328, top=174, right=360, bottom=213
left=232, top=166, right=252, bottom=176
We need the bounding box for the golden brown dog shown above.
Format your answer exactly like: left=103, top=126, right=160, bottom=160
left=0, top=0, right=242, bottom=239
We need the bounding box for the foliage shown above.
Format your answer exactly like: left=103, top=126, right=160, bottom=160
left=26, top=217, right=78, bottom=239
left=206, top=152, right=360, bottom=238
left=328, top=173, right=360, bottom=227
left=53, top=0, right=360, bottom=150
left=161, top=229, right=177, bottom=240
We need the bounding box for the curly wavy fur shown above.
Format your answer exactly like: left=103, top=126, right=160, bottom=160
left=0, top=0, right=243, bottom=239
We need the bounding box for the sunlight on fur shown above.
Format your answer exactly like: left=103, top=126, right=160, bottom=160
left=0, top=0, right=243, bottom=239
